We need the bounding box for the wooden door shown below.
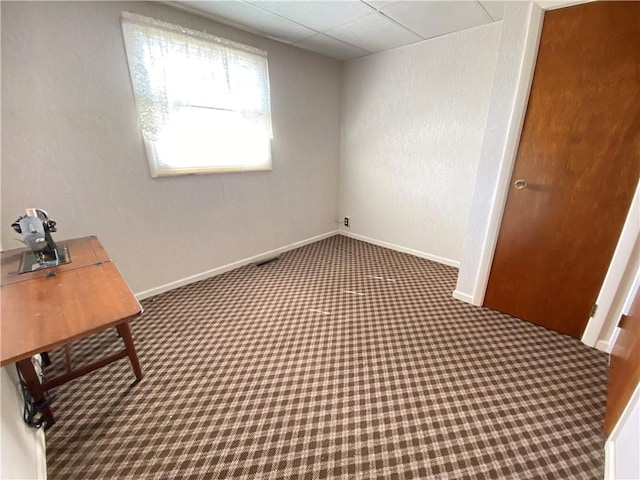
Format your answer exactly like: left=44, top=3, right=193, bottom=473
left=484, top=1, right=640, bottom=338
left=604, top=284, right=640, bottom=435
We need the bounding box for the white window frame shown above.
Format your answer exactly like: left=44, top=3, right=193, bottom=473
left=121, top=12, right=273, bottom=177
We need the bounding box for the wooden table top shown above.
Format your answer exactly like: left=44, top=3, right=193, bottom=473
left=1, top=236, right=142, bottom=366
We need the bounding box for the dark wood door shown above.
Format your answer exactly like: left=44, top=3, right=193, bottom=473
left=604, top=285, right=640, bottom=436
left=484, top=1, right=640, bottom=338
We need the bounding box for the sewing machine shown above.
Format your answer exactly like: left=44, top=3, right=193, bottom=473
left=11, top=208, right=70, bottom=273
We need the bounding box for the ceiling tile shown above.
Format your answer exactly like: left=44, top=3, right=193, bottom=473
left=294, top=33, right=370, bottom=61
left=245, top=1, right=375, bottom=32
left=363, top=0, right=398, bottom=8
left=180, top=1, right=316, bottom=43
left=479, top=0, right=506, bottom=21
left=381, top=1, right=493, bottom=40
left=327, top=12, right=422, bottom=53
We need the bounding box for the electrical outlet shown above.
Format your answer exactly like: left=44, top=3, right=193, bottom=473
left=344, top=217, right=350, bottom=227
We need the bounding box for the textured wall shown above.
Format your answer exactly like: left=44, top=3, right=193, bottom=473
left=1, top=1, right=341, bottom=294
left=339, top=23, right=502, bottom=266
left=454, top=2, right=541, bottom=303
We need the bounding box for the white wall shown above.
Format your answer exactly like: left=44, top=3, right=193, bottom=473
left=605, top=379, right=640, bottom=479
left=1, top=1, right=342, bottom=296
left=0, top=144, right=46, bottom=478
left=338, top=22, right=502, bottom=266
left=454, top=1, right=542, bottom=304
left=0, top=97, right=46, bottom=479
left=1, top=366, right=47, bottom=479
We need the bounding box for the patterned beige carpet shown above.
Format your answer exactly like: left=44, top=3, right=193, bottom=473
left=45, top=235, right=608, bottom=479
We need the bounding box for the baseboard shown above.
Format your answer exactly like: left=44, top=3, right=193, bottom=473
left=452, top=289, right=474, bottom=304
left=604, top=439, right=615, bottom=480
left=135, top=230, right=339, bottom=300
left=338, top=231, right=460, bottom=268
left=594, top=327, right=620, bottom=353
left=596, top=339, right=612, bottom=354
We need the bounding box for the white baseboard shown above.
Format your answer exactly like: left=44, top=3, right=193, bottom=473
left=594, top=327, right=620, bottom=353
left=596, top=339, right=612, bottom=354
left=604, top=438, right=615, bottom=480
left=135, top=230, right=339, bottom=300
left=452, top=289, right=474, bottom=304
left=338, top=231, right=460, bottom=268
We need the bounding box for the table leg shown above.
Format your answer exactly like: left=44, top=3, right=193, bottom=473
left=116, top=321, right=143, bottom=382
left=16, top=358, right=55, bottom=429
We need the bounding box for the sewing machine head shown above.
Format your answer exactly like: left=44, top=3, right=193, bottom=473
left=11, top=208, right=70, bottom=272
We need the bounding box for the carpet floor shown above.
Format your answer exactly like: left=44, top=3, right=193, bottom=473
left=45, top=235, right=608, bottom=479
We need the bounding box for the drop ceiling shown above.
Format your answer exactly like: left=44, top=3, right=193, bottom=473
left=170, top=1, right=505, bottom=61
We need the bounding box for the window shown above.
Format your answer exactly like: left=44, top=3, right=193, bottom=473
left=121, top=13, right=272, bottom=177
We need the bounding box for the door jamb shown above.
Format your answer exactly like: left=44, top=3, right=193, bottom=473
left=583, top=183, right=640, bottom=350
left=469, top=2, right=545, bottom=306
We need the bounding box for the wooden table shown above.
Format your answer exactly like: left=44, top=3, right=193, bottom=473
left=1, top=236, right=143, bottom=428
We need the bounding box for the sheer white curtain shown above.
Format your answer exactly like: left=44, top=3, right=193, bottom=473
left=121, top=12, right=272, bottom=176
